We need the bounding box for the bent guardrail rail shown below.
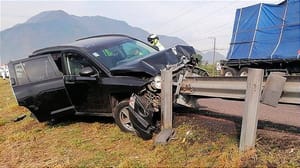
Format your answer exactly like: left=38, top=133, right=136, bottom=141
left=180, top=76, right=300, bottom=105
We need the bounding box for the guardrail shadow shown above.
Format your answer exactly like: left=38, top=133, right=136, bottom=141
left=174, top=106, right=300, bottom=141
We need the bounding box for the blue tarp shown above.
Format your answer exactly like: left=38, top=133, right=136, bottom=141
left=227, top=0, right=300, bottom=60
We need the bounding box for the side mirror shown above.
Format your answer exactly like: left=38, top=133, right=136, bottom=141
left=79, top=67, right=95, bottom=77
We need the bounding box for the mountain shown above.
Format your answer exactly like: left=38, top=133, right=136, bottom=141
left=0, top=10, right=188, bottom=63
left=200, top=51, right=226, bottom=64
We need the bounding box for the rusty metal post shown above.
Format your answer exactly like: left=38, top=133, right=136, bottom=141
left=155, top=69, right=174, bottom=144
left=239, top=68, right=264, bottom=151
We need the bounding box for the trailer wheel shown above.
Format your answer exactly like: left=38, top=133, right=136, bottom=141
left=223, top=67, right=237, bottom=77
left=238, top=67, right=248, bottom=77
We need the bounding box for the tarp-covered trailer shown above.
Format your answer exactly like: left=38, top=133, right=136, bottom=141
left=221, top=0, right=300, bottom=76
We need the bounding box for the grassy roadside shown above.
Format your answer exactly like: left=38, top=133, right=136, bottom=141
left=0, top=79, right=299, bottom=167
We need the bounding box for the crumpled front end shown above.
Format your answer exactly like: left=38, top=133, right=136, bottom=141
left=128, top=45, right=209, bottom=140
left=128, top=93, right=158, bottom=140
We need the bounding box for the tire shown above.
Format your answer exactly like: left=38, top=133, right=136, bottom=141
left=113, top=100, right=135, bottom=133
left=223, top=67, right=238, bottom=77
left=238, top=67, right=248, bottom=77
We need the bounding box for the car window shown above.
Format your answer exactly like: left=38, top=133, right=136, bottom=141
left=89, top=39, right=157, bottom=69
left=14, top=56, right=58, bottom=85
left=92, top=46, right=125, bottom=69
left=51, top=52, right=64, bottom=73
left=121, top=41, right=151, bottom=57
left=23, top=57, right=57, bottom=83
left=65, top=53, right=91, bottom=75
left=14, top=63, right=28, bottom=85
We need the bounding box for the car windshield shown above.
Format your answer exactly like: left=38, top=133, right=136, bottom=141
left=88, top=39, right=158, bottom=69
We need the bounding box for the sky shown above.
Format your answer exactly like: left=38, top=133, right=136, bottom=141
left=1, top=0, right=282, bottom=55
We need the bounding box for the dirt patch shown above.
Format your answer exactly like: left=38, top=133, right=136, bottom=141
left=174, top=111, right=300, bottom=167
left=175, top=112, right=239, bottom=135
left=175, top=111, right=300, bottom=139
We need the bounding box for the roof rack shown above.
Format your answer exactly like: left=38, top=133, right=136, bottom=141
left=76, top=34, right=130, bottom=41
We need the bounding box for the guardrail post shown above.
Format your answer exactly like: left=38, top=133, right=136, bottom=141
left=161, top=69, right=173, bottom=129
left=155, top=68, right=174, bottom=144
left=239, top=68, right=264, bottom=151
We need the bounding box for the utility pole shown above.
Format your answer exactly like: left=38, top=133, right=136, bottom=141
left=209, top=37, right=216, bottom=76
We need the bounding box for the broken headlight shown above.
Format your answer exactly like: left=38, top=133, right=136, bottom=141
left=150, top=75, right=161, bottom=90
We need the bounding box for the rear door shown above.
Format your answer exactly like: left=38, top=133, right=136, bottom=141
left=8, top=54, right=75, bottom=122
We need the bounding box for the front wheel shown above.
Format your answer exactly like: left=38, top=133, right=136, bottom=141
left=113, top=100, right=135, bottom=133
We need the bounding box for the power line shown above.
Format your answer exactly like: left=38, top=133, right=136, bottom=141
left=199, top=48, right=229, bottom=52
left=161, top=0, right=282, bottom=36
left=193, top=20, right=300, bottom=43
left=156, top=6, right=201, bottom=32
left=203, top=23, right=233, bottom=35
left=166, top=1, right=241, bottom=35
left=187, top=34, right=232, bottom=44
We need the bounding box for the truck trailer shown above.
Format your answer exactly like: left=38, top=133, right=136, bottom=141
left=221, top=0, right=300, bottom=76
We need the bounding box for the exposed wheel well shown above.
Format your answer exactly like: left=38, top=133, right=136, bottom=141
left=110, top=93, right=131, bottom=111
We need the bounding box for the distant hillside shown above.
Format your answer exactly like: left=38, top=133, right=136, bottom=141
left=0, top=10, right=188, bottom=63
left=200, top=51, right=226, bottom=64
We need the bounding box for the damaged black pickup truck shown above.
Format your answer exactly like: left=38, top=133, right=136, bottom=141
left=8, top=34, right=208, bottom=138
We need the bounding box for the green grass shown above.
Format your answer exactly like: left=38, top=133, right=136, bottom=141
left=0, top=79, right=299, bottom=167
left=199, top=64, right=221, bottom=76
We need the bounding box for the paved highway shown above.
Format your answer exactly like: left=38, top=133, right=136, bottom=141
left=196, top=98, right=300, bottom=128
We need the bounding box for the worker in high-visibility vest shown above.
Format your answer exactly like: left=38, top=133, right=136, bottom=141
left=1, top=66, right=5, bottom=80
left=147, top=34, right=165, bottom=51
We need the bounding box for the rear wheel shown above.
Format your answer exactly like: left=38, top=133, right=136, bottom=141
left=238, top=67, right=248, bottom=77
left=223, top=67, right=238, bottom=77
left=113, top=100, right=135, bottom=133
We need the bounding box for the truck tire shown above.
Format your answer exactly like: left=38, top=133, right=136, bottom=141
left=238, top=67, right=248, bottom=76
left=113, top=100, right=135, bottom=133
left=223, top=67, right=238, bottom=77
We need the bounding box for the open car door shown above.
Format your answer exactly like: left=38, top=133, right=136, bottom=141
left=8, top=54, right=75, bottom=122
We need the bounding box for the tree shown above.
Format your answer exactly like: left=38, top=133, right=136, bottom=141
left=192, top=54, right=203, bottom=66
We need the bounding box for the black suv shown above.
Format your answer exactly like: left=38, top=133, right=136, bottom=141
left=8, top=34, right=207, bottom=136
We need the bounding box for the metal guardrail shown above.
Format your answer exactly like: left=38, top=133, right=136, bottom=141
left=180, top=76, right=300, bottom=105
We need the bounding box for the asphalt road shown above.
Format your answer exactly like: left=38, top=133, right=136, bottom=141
left=196, top=98, right=300, bottom=128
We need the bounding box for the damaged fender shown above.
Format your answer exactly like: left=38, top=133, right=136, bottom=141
left=128, top=94, right=157, bottom=140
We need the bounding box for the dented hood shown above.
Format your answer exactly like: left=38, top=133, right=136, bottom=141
left=110, top=45, right=196, bottom=76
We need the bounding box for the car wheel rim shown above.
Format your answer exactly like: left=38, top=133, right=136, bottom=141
left=225, top=72, right=233, bottom=77
left=119, top=107, right=135, bottom=132
left=240, top=71, right=248, bottom=76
